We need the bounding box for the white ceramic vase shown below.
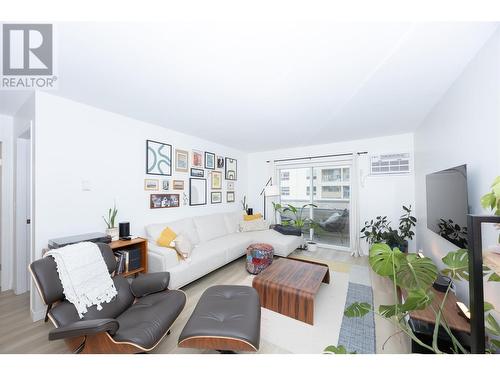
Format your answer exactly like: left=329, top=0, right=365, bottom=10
left=106, top=227, right=119, bottom=241
left=307, top=242, right=318, bottom=252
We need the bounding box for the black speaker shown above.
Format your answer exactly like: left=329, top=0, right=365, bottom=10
left=119, top=222, right=130, bottom=239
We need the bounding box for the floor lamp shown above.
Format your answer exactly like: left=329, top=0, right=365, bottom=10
left=263, top=185, right=280, bottom=223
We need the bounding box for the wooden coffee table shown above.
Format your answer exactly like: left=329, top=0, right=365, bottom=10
left=252, top=258, right=329, bottom=325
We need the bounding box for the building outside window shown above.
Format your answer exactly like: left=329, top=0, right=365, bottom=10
left=281, top=186, right=290, bottom=196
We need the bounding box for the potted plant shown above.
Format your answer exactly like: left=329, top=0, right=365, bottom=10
left=241, top=195, right=253, bottom=215
left=306, top=240, right=318, bottom=252
left=103, top=204, right=118, bottom=240
left=360, top=205, right=416, bottom=253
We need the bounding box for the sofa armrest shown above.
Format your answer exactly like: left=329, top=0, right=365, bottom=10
left=49, top=319, right=119, bottom=341
left=130, top=272, right=170, bottom=298
left=148, top=243, right=180, bottom=269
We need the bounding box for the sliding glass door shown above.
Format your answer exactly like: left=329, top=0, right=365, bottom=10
left=278, top=163, right=351, bottom=250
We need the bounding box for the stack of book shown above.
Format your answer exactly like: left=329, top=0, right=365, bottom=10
left=115, top=247, right=142, bottom=274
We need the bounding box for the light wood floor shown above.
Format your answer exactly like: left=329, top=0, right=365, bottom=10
left=0, top=249, right=409, bottom=354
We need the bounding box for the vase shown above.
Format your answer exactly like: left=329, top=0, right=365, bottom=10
left=307, top=242, right=318, bottom=252
left=106, top=227, right=119, bottom=241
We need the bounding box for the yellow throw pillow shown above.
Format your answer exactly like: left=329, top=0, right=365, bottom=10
left=157, top=227, right=177, bottom=248
left=244, top=213, right=263, bottom=221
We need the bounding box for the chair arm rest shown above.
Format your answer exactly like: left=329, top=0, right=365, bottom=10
left=130, top=272, right=170, bottom=298
left=49, top=319, right=119, bottom=341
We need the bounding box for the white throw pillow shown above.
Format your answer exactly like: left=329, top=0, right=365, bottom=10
left=239, top=218, right=269, bottom=232
left=174, top=233, right=194, bottom=259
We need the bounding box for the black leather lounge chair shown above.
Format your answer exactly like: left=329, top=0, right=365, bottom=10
left=29, top=243, right=186, bottom=354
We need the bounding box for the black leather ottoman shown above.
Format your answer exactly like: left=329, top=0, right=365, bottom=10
left=178, top=285, right=261, bottom=352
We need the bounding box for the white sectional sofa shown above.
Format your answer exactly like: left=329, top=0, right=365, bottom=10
left=145, top=211, right=303, bottom=289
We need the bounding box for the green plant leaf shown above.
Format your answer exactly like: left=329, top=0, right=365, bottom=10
left=344, top=302, right=371, bottom=318
left=379, top=304, right=404, bottom=318
left=396, top=254, right=438, bottom=290
left=369, top=243, right=404, bottom=277
left=490, top=339, right=500, bottom=350
left=488, top=272, right=500, bottom=282
left=441, top=249, right=469, bottom=281
left=402, top=289, right=434, bottom=311
left=481, top=192, right=496, bottom=211
left=484, top=301, right=495, bottom=312
left=323, top=345, right=354, bottom=354
left=486, top=314, right=500, bottom=336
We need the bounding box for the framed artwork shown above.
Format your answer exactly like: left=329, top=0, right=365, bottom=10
left=190, top=168, right=204, bottom=178
left=192, top=150, right=204, bottom=167
left=205, top=152, right=215, bottom=170
left=227, top=191, right=235, bottom=203
left=150, top=194, right=180, bottom=209
left=144, top=179, right=159, bottom=191
left=217, top=156, right=224, bottom=169
left=227, top=181, right=234, bottom=191
left=175, top=149, right=189, bottom=172
left=173, top=180, right=185, bottom=190
left=190, top=178, right=207, bottom=206
left=162, top=180, right=169, bottom=191
left=146, top=140, right=172, bottom=176
left=211, top=191, right=222, bottom=204
left=211, top=171, right=222, bottom=189
left=225, top=157, right=237, bottom=180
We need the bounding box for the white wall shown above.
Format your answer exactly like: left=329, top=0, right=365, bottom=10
left=414, top=30, right=500, bottom=308
left=32, top=92, right=248, bottom=319
left=246, top=133, right=416, bottom=254
left=0, top=114, right=14, bottom=291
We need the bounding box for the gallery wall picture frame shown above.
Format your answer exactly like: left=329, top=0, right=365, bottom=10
left=217, top=156, right=224, bottom=169
left=227, top=181, right=235, bottom=191
left=175, top=149, right=189, bottom=173
left=146, top=140, right=172, bottom=176
left=144, top=179, right=159, bottom=191
left=189, top=178, right=207, bottom=206
left=150, top=194, right=180, bottom=209
left=192, top=150, right=204, bottom=168
left=225, top=157, right=237, bottom=180
left=227, top=191, right=235, bottom=203
left=162, top=180, right=169, bottom=191
left=211, top=171, right=222, bottom=189
left=205, top=152, right=215, bottom=170
left=211, top=191, right=222, bottom=204
left=173, top=180, right=185, bottom=190
left=190, top=168, right=204, bottom=178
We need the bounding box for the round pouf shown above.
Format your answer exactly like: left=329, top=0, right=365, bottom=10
left=246, top=243, right=274, bottom=275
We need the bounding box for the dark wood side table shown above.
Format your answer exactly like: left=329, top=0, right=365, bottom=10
left=109, top=237, right=148, bottom=277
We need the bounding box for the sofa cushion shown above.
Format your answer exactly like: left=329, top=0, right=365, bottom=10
left=224, top=211, right=242, bottom=234
left=146, top=218, right=200, bottom=246
left=250, top=229, right=303, bottom=257
left=197, top=233, right=253, bottom=262
left=193, top=213, right=228, bottom=242
left=113, top=290, right=186, bottom=350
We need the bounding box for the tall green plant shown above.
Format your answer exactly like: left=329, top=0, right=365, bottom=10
left=102, top=204, right=118, bottom=229
left=281, top=203, right=318, bottom=231
left=326, top=244, right=500, bottom=354
left=481, top=176, right=500, bottom=215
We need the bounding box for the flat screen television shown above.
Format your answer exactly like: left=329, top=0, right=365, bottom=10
left=426, top=164, right=469, bottom=248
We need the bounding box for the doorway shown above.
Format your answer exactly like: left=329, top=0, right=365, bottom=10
left=277, top=162, right=352, bottom=251
left=15, top=127, right=32, bottom=295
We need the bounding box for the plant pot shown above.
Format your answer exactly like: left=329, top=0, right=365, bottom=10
left=106, top=227, right=119, bottom=241
left=307, top=241, right=318, bottom=252
left=246, top=208, right=253, bottom=215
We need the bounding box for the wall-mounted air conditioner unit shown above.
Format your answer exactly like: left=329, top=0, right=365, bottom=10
left=370, top=153, right=411, bottom=175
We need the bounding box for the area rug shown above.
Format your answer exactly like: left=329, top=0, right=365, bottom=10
left=239, top=270, right=350, bottom=354
left=337, top=282, right=376, bottom=354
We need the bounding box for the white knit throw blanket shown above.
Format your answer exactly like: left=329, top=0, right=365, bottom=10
left=45, top=242, right=118, bottom=318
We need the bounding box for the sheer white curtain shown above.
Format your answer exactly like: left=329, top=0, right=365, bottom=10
left=350, top=153, right=362, bottom=257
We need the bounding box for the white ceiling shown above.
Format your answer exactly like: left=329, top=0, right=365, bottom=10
left=0, top=21, right=497, bottom=151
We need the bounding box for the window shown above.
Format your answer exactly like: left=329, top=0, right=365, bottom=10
left=281, top=171, right=290, bottom=181
left=281, top=186, right=290, bottom=196
left=306, top=186, right=317, bottom=196
left=322, top=168, right=341, bottom=182
left=343, top=186, right=350, bottom=199
left=322, top=186, right=341, bottom=199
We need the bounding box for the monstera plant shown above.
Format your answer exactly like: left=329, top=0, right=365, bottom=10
left=325, top=244, right=500, bottom=354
